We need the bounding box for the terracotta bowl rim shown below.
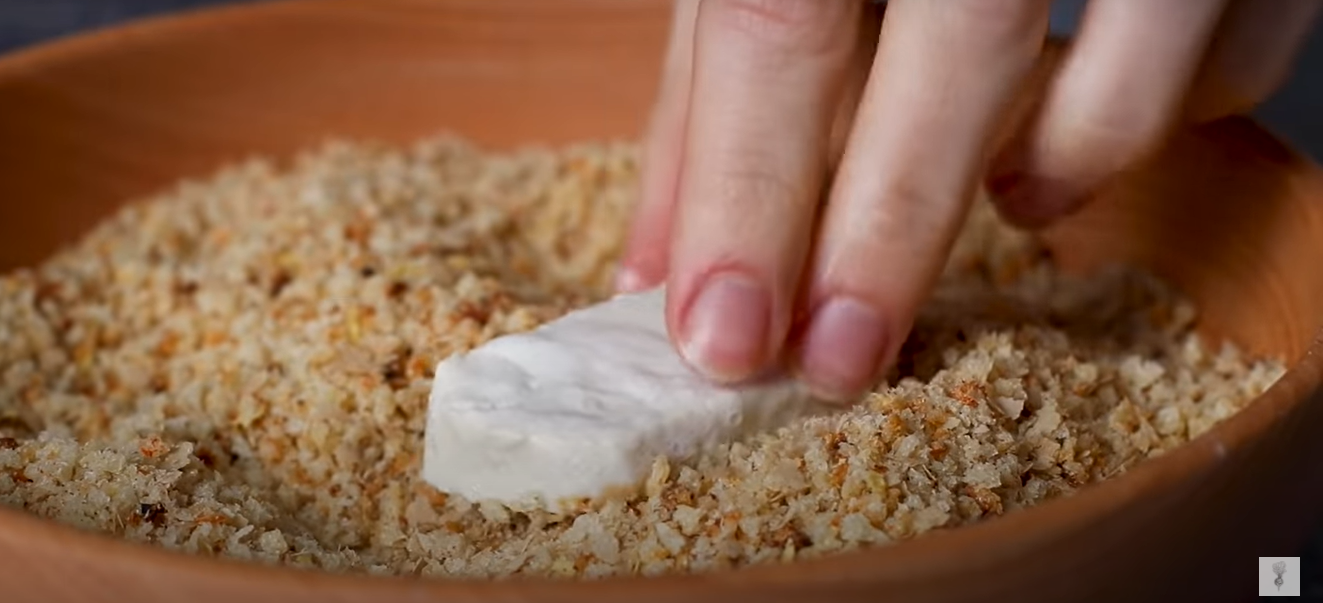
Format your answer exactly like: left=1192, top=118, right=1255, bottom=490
left=0, top=0, right=1320, bottom=594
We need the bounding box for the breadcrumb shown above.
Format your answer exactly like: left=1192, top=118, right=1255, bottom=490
left=0, top=136, right=1285, bottom=579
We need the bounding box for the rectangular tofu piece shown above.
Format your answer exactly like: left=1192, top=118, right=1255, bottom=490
left=422, top=287, right=818, bottom=513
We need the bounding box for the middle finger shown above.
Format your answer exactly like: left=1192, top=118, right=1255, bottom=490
left=798, top=0, right=1051, bottom=401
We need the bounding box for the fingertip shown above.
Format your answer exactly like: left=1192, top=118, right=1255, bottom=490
left=617, top=213, right=674, bottom=293
left=991, top=0, right=1233, bottom=231
left=985, top=137, right=1090, bottom=230
left=676, top=271, right=774, bottom=383
left=793, top=295, right=891, bottom=405
left=619, top=0, right=696, bottom=295
left=987, top=172, right=1085, bottom=230
left=613, top=267, right=654, bottom=295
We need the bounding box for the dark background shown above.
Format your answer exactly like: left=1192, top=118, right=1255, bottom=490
left=1, top=0, right=1321, bottom=598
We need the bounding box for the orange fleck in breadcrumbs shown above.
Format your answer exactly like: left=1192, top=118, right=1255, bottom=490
left=0, top=137, right=1285, bottom=580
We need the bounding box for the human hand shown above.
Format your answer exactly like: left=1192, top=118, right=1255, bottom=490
left=617, top=0, right=1320, bottom=402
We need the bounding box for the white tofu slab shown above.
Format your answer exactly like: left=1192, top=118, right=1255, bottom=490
left=422, top=287, right=818, bottom=512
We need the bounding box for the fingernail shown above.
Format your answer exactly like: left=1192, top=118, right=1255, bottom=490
left=615, top=268, right=649, bottom=293
left=986, top=140, right=1029, bottom=197
left=679, top=273, right=771, bottom=382
left=986, top=170, right=1026, bottom=198
left=799, top=296, right=888, bottom=403
left=991, top=175, right=1076, bottom=230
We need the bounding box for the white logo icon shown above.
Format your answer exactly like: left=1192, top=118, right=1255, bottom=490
left=1259, top=557, right=1302, bottom=597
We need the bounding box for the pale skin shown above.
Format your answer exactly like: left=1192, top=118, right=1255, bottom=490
left=616, top=0, right=1321, bottom=402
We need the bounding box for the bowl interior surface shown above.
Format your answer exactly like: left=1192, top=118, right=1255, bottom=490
left=1, top=1, right=1322, bottom=603
left=0, top=0, right=670, bottom=271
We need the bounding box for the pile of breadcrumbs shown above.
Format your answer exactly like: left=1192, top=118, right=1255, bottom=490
left=0, top=137, right=1285, bottom=579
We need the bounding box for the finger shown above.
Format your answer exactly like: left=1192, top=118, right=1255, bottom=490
left=988, top=0, right=1231, bottom=229
left=616, top=0, right=700, bottom=293
left=666, top=0, right=863, bottom=383
left=1185, top=0, right=1322, bottom=122
left=828, top=3, right=884, bottom=173
left=800, top=0, right=1050, bottom=401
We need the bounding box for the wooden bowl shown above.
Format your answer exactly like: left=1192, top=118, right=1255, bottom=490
left=1, top=1, right=1321, bottom=602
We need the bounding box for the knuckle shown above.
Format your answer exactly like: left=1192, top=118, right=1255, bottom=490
left=707, top=0, right=858, bottom=56
left=713, top=162, right=806, bottom=218
left=875, top=183, right=961, bottom=241
left=677, top=159, right=814, bottom=277
left=837, top=180, right=960, bottom=264
left=818, top=198, right=951, bottom=311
